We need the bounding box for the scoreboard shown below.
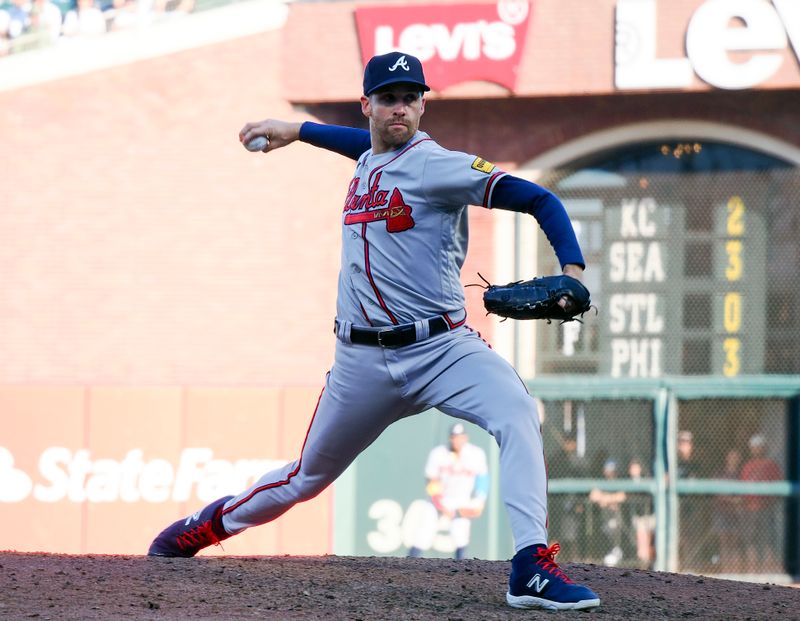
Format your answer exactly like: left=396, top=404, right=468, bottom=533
left=599, top=195, right=766, bottom=378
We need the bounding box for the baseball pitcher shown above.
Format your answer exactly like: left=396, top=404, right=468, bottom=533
left=148, top=51, right=600, bottom=612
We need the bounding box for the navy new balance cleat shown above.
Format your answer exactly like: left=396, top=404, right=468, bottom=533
left=148, top=495, right=234, bottom=557
left=506, top=542, right=600, bottom=611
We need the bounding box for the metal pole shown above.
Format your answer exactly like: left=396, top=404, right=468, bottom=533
left=653, top=386, right=669, bottom=571
left=666, top=389, right=680, bottom=573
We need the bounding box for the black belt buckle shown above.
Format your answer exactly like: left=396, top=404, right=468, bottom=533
left=378, top=324, right=418, bottom=348
left=376, top=329, right=390, bottom=348
left=377, top=327, right=401, bottom=348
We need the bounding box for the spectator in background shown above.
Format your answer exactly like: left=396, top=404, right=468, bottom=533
left=676, top=430, right=700, bottom=478
left=148, top=0, right=193, bottom=19
left=555, top=434, right=590, bottom=479
left=711, top=448, right=743, bottom=573
left=407, top=423, right=489, bottom=560
left=0, top=9, right=11, bottom=55
left=50, top=0, right=74, bottom=21
left=589, top=459, right=626, bottom=566
left=28, top=0, right=63, bottom=46
left=675, top=429, right=702, bottom=568
left=625, top=457, right=655, bottom=568
left=173, top=0, right=194, bottom=15
left=548, top=433, right=590, bottom=560
left=107, top=0, right=146, bottom=31
left=0, top=0, right=31, bottom=53
left=740, top=435, right=782, bottom=572
left=61, top=0, right=105, bottom=37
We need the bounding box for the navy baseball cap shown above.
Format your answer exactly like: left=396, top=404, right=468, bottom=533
left=363, top=51, right=431, bottom=96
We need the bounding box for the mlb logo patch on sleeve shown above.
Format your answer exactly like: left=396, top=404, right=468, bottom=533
left=471, top=157, right=496, bottom=174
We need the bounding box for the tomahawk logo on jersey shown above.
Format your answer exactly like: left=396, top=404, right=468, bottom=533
left=343, top=173, right=415, bottom=233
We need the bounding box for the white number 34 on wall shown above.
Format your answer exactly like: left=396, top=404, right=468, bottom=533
left=367, top=499, right=461, bottom=555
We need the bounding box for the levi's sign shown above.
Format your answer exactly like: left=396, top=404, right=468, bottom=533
left=616, top=0, right=800, bottom=90
left=355, top=1, right=532, bottom=92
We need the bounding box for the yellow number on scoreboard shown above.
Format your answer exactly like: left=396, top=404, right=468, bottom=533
left=725, top=240, right=743, bottom=281
left=723, top=292, right=741, bottom=333
left=723, top=338, right=741, bottom=377
left=727, top=196, right=745, bottom=236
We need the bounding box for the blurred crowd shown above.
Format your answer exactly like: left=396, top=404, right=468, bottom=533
left=0, top=0, right=196, bottom=55
left=548, top=429, right=784, bottom=574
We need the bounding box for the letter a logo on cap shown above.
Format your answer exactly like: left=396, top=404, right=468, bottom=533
left=388, top=55, right=410, bottom=72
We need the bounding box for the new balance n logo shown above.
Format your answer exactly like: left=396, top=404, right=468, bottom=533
left=185, top=511, right=201, bottom=525
left=526, top=574, right=550, bottom=593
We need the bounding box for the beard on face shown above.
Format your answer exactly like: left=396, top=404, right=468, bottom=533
left=379, top=120, right=413, bottom=147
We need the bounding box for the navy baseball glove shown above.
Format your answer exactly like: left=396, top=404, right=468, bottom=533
left=481, top=274, right=592, bottom=322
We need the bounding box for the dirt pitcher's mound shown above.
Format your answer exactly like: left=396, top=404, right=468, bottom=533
left=0, top=553, right=797, bottom=620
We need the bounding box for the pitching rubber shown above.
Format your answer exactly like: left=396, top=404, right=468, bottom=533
left=506, top=592, right=601, bottom=611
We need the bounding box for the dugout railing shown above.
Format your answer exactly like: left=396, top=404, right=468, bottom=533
left=524, top=375, right=800, bottom=580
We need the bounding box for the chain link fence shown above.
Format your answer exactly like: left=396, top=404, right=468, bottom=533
left=543, top=398, right=659, bottom=571
left=537, top=390, right=798, bottom=579
left=675, top=398, right=788, bottom=576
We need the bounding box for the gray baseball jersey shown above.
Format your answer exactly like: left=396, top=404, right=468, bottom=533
left=338, top=131, right=504, bottom=325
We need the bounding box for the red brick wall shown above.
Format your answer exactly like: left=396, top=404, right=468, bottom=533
left=420, top=90, right=800, bottom=166
left=0, top=31, right=347, bottom=385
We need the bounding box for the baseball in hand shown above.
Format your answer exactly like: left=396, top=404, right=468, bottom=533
left=245, top=136, right=269, bottom=152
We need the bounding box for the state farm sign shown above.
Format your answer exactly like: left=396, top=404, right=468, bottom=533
left=0, top=445, right=286, bottom=504
left=616, top=0, right=800, bottom=90
left=355, top=1, right=532, bottom=92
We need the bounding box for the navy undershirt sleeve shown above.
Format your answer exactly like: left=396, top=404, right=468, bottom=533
left=492, top=175, right=585, bottom=269
left=299, top=122, right=371, bottom=161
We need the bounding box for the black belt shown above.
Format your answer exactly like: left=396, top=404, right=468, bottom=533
left=336, top=316, right=451, bottom=348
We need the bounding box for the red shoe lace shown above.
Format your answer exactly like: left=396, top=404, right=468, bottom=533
left=534, top=543, right=573, bottom=584
left=176, top=520, right=221, bottom=553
